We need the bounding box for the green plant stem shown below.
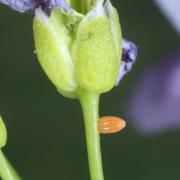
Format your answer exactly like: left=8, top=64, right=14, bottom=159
left=79, top=90, right=104, bottom=180
left=0, top=150, right=21, bottom=180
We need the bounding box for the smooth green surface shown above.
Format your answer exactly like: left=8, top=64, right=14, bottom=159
left=0, top=116, right=7, bottom=148
left=0, top=0, right=179, bottom=180
left=79, top=90, right=103, bottom=180
left=0, top=150, right=21, bottom=180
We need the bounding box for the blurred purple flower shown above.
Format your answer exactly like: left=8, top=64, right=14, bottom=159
left=0, top=0, right=70, bottom=14
left=127, top=50, right=180, bottom=135
left=154, top=0, right=180, bottom=34
left=116, top=38, right=138, bottom=85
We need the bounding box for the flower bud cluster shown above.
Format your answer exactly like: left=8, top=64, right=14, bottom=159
left=33, top=0, right=122, bottom=97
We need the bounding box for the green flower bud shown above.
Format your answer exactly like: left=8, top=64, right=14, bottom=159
left=33, top=0, right=122, bottom=97
left=0, top=116, right=7, bottom=148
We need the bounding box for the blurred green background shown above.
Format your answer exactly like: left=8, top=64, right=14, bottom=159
left=0, top=0, right=180, bottom=179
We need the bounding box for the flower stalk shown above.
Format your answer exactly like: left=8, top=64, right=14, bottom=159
left=78, top=89, right=104, bottom=180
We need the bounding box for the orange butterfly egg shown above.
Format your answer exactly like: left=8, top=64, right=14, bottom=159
left=99, top=116, right=126, bottom=134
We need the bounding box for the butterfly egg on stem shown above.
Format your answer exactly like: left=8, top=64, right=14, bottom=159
left=99, top=116, right=126, bottom=134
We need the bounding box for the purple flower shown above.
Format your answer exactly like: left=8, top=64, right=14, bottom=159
left=0, top=0, right=70, bottom=14
left=116, top=38, right=138, bottom=85
left=127, top=50, right=180, bottom=135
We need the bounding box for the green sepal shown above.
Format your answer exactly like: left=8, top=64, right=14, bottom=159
left=73, top=3, right=122, bottom=93
left=33, top=8, right=77, bottom=93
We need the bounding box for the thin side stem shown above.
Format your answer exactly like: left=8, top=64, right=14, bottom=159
left=79, top=90, right=104, bottom=180
left=0, top=150, right=21, bottom=180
